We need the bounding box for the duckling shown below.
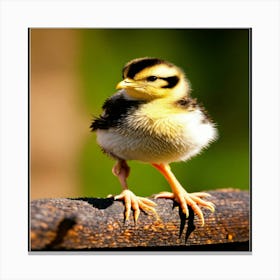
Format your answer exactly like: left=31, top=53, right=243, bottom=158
left=91, top=57, right=218, bottom=226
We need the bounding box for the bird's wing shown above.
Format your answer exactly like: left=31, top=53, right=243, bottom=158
left=90, top=92, right=144, bottom=131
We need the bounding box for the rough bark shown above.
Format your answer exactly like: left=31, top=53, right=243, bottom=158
left=30, top=189, right=250, bottom=251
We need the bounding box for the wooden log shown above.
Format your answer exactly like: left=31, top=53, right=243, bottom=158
left=30, top=189, right=250, bottom=251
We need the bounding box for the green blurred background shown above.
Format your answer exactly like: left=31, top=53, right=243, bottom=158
left=30, top=29, right=250, bottom=199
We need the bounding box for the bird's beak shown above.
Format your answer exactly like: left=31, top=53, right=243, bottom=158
left=116, top=78, right=135, bottom=90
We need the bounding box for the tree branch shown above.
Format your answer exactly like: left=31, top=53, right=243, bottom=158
left=30, top=189, right=250, bottom=251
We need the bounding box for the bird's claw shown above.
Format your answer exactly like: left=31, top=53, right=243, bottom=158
left=155, top=190, right=215, bottom=226
left=115, top=189, right=158, bottom=223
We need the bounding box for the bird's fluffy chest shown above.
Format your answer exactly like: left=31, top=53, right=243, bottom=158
left=96, top=99, right=217, bottom=164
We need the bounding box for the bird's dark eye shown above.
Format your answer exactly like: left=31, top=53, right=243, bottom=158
left=146, top=76, right=158, bottom=82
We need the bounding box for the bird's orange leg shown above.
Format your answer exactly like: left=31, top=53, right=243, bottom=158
left=152, top=163, right=215, bottom=226
left=112, top=159, right=157, bottom=223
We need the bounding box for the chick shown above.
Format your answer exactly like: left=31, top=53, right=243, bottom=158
left=90, top=57, right=218, bottom=226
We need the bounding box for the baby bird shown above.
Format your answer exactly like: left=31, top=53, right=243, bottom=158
left=90, top=57, right=218, bottom=226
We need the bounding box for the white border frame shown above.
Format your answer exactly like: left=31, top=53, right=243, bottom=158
left=1, top=1, right=279, bottom=279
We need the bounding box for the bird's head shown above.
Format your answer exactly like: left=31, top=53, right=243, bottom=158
left=116, top=57, right=191, bottom=101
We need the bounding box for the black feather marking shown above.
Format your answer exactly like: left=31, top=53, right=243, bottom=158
left=90, top=94, right=144, bottom=131
left=176, top=97, right=213, bottom=123
left=124, top=58, right=165, bottom=79
left=161, top=76, right=179, bottom=88
left=176, top=97, right=197, bottom=109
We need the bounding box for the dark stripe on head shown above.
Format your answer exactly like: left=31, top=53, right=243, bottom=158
left=123, top=58, right=165, bottom=79
left=161, top=76, right=179, bottom=88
